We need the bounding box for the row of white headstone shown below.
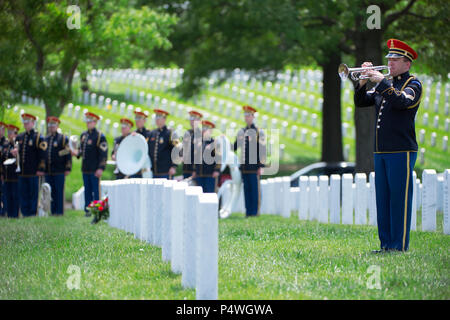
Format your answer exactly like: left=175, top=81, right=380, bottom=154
left=259, top=170, right=450, bottom=234
left=84, top=80, right=326, bottom=151
left=76, top=88, right=318, bottom=157
left=75, top=72, right=447, bottom=163
left=100, top=178, right=219, bottom=300
left=87, top=68, right=450, bottom=114
left=93, top=72, right=448, bottom=153
left=94, top=70, right=449, bottom=138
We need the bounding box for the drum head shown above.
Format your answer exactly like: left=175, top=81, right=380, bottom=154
left=116, top=134, right=149, bottom=176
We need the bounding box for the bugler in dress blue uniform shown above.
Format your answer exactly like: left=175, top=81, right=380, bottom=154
left=74, top=112, right=108, bottom=216
left=193, top=120, right=220, bottom=193
left=44, top=116, right=72, bottom=215
left=15, top=113, right=47, bottom=217
left=147, top=109, right=179, bottom=179
left=354, top=39, right=422, bottom=252
left=233, top=106, right=266, bottom=217
left=1, top=124, right=20, bottom=218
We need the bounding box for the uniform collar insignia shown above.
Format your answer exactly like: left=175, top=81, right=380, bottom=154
left=395, top=71, right=410, bottom=82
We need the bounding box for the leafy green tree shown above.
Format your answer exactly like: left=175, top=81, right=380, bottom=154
left=0, top=0, right=177, bottom=119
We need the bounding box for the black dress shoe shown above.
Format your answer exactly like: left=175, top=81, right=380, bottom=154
left=371, top=249, right=387, bottom=254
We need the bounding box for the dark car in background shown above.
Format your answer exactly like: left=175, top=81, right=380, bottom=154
left=290, top=162, right=356, bottom=187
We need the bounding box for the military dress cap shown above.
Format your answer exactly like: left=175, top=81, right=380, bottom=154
left=7, top=124, right=19, bottom=133
left=120, top=118, right=134, bottom=128
left=385, top=39, right=418, bottom=62
left=188, top=110, right=203, bottom=120
left=202, top=120, right=215, bottom=129
left=243, top=105, right=257, bottom=114
left=154, top=109, right=169, bottom=118
left=134, top=110, right=148, bottom=119
left=21, top=113, right=37, bottom=122
left=46, top=116, right=61, bottom=124
left=84, top=111, right=100, bottom=121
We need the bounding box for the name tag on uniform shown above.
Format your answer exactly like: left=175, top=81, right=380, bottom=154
left=53, top=142, right=58, bottom=147
left=87, top=139, right=92, bottom=145
left=28, top=140, right=33, bottom=146
left=159, top=138, right=164, bottom=144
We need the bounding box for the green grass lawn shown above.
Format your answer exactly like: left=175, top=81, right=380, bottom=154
left=0, top=211, right=448, bottom=299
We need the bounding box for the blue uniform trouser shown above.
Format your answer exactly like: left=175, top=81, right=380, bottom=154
left=19, top=176, right=39, bottom=217
left=242, top=173, right=260, bottom=217
left=45, top=174, right=65, bottom=215
left=4, top=181, right=19, bottom=218
left=82, top=173, right=100, bottom=213
left=374, top=151, right=417, bottom=251
left=196, top=177, right=216, bottom=193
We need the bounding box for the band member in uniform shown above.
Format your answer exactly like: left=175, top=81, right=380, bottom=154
left=71, top=112, right=108, bottom=216
left=182, top=110, right=203, bottom=179
left=233, top=106, right=266, bottom=217
left=1, top=124, right=20, bottom=218
left=11, top=113, right=46, bottom=217
left=134, top=110, right=151, bottom=140
left=193, top=120, right=220, bottom=193
left=147, top=109, right=179, bottom=179
left=0, top=122, right=6, bottom=216
left=354, top=39, right=422, bottom=253
left=111, top=118, right=137, bottom=179
left=44, top=116, right=72, bottom=216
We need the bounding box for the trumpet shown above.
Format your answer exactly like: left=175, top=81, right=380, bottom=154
left=338, top=63, right=391, bottom=81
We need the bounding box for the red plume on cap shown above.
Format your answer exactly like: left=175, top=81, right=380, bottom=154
left=154, top=109, right=169, bottom=117
left=189, top=110, right=203, bottom=119
left=120, top=118, right=134, bottom=127
left=134, top=110, right=148, bottom=118
left=46, top=116, right=61, bottom=124
left=85, top=112, right=100, bottom=121
left=21, top=113, right=37, bottom=121
left=7, top=124, right=20, bottom=132
left=243, top=105, right=257, bottom=114
left=386, top=39, right=418, bottom=61
left=202, top=120, right=215, bottom=129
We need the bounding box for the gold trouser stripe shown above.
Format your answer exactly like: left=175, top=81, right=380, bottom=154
left=402, top=152, right=410, bottom=251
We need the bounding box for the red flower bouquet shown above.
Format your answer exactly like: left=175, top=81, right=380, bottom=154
left=87, top=197, right=109, bottom=224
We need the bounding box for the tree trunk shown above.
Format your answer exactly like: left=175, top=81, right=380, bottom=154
left=353, top=29, right=383, bottom=174
left=320, top=50, right=343, bottom=162
left=81, top=74, right=89, bottom=92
